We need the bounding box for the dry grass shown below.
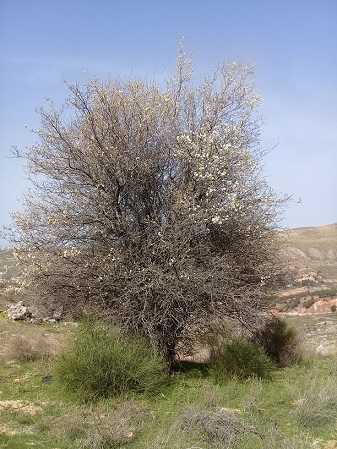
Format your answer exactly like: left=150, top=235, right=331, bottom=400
left=0, top=400, right=44, bottom=414
left=293, top=376, right=337, bottom=426
left=4, top=334, right=55, bottom=362
left=48, top=400, right=152, bottom=449
left=198, top=383, right=223, bottom=408
left=0, top=316, right=71, bottom=363
left=180, top=406, right=257, bottom=448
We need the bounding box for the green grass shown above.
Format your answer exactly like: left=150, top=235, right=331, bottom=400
left=0, top=315, right=336, bottom=449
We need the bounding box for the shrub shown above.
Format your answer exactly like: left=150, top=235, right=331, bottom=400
left=331, top=304, right=336, bottom=312
left=301, top=279, right=315, bottom=287
left=251, top=316, right=302, bottom=367
left=193, top=317, right=239, bottom=364
left=303, top=297, right=315, bottom=309
left=54, top=319, right=168, bottom=402
left=180, top=406, right=254, bottom=448
left=211, top=338, right=273, bottom=382
left=286, top=297, right=301, bottom=310
left=318, top=288, right=337, bottom=298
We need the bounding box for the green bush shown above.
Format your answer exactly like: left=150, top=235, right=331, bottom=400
left=303, top=297, right=315, bottom=309
left=54, top=319, right=168, bottom=402
left=318, top=288, right=337, bottom=298
left=251, top=317, right=301, bottom=367
left=286, top=297, right=301, bottom=310
left=331, top=304, right=336, bottom=312
left=211, top=338, right=273, bottom=382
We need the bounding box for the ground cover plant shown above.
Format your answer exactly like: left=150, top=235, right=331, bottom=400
left=0, top=315, right=336, bottom=449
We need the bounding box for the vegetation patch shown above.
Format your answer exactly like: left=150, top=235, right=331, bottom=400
left=251, top=316, right=302, bottom=367
left=318, top=288, right=337, bottom=298
left=49, top=402, right=150, bottom=448
left=304, top=297, right=316, bottom=309
left=0, top=317, right=336, bottom=448
left=180, top=406, right=256, bottom=448
left=0, top=400, right=44, bottom=415
left=211, top=338, right=273, bottom=381
left=5, top=334, right=54, bottom=362
left=293, top=376, right=337, bottom=427
left=286, top=297, right=301, bottom=310
left=55, top=319, right=168, bottom=401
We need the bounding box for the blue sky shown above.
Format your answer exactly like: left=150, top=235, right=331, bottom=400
left=0, top=0, right=336, bottom=246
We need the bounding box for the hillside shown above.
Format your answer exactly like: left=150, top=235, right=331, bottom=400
left=273, top=224, right=337, bottom=316
left=284, top=223, right=337, bottom=281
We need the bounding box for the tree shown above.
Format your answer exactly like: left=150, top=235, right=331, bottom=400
left=8, top=49, right=287, bottom=367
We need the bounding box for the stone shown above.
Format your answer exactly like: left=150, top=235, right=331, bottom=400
left=41, top=375, right=53, bottom=384
left=7, top=301, right=32, bottom=320
left=52, top=306, right=63, bottom=321
left=315, top=344, right=327, bottom=356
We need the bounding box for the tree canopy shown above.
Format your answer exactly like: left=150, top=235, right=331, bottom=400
left=9, top=50, right=287, bottom=365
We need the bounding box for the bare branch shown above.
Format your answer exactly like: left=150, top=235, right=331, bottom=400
left=7, top=49, right=288, bottom=367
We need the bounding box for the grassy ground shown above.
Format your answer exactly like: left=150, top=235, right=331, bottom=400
left=0, top=316, right=337, bottom=449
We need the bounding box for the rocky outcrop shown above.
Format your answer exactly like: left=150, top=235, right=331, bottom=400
left=7, top=301, right=32, bottom=320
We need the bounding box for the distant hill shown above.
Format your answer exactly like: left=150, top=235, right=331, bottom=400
left=284, top=223, right=337, bottom=281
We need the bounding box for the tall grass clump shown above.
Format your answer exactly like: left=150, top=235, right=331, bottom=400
left=54, top=319, right=168, bottom=402
left=251, top=316, right=302, bottom=367
left=211, top=338, right=273, bottom=382
left=293, top=375, right=337, bottom=426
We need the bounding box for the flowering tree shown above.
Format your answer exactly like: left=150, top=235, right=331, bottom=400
left=9, top=50, right=287, bottom=366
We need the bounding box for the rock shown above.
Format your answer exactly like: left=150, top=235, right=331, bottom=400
left=52, top=307, right=63, bottom=321
left=7, top=301, right=32, bottom=320
left=43, top=318, right=57, bottom=324
left=28, top=317, right=43, bottom=324
left=315, top=344, right=327, bottom=356
left=41, top=375, right=53, bottom=384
